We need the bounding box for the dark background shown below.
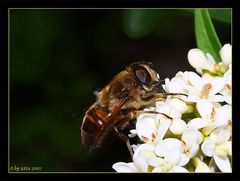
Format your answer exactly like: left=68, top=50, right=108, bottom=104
left=10, top=9, right=231, bottom=172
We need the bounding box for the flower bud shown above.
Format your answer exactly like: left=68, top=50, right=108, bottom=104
left=220, top=44, right=232, bottom=65
left=188, top=49, right=214, bottom=72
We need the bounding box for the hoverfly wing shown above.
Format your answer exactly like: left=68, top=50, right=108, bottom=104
left=105, top=97, right=130, bottom=125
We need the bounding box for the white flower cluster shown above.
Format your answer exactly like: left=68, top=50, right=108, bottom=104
left=113, top=44, right=232, bottom=173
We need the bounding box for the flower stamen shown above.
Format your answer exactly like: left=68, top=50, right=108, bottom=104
left=200, top=83, right=212, bottom=99
left=141, top=135, right=150, bottom=142
left=210, top=107, right=216, bottom=122
left=225, top=84, right=231, bottom=92
left=152, top=132, right=157, bottom=140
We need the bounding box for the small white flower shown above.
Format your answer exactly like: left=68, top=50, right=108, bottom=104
left=149, top=156, right=189, bottom=173
left=201, top=127, right=232, bottom=172
left=178, top=128, right=203, bottom=166
left=150, top=138, right=189, bottom=172
left=131, top=143, right=158, bottom=172
left=192, top=157, right=213, bottom=172
left=164, top=77, right=187, bottom=94
left=187, top=44, right=232, bottom=75
left=156, top=100, right=182, bottom=119
left=136, top=114, right=158, bottom=143
left=184, top=72, right=226, bottom=102
left=154, top=138, right=182, bottom=164
left=187, top=100, right=231, bottom=133
left=155, top=100, right=187, bottom=136
left=166, top=98, right=189, bottom=115
left=170, top=118, right=187, bottom=135
left=188, top=49, right=214, bottom=74
left=219, top=66, right=232, bottom=104
left=220, top=44, right=232, bottom=65
left=112, top=162, right=138, bottom=172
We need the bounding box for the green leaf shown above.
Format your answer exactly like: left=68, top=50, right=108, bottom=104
left=180, top=9, right=231, bottom=24
left=195, top=9, right=222, bottom=63
left=209, top=9, right=231, bottom=24
left=122, top=9, right=164, bottom=39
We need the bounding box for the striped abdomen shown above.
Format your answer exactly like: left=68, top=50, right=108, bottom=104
left=81, top=105, right=110, bottom=149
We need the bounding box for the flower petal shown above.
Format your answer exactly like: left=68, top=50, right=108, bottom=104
left=188, top=49, right=214, bottom=72
left=136, top=115, right=157, bottom=142
left=213, top=155, right=232, bottom=172
left=167, top=98, right=188, bottom=114
left=187, top=118, right=208, bottom=129
left=196, top=99, right=213, bottom=120
left=182, top=128, right=203, bottom=145
left=148, top=156, right=164, bottom=167
left=201, top=139, right=215, bottom=157
left=170, top=118, right=187, bottom=135
left=155, top=139, right=182, bottom=165
left=183, top=94, right=199, bottom=102
left=169, top=108, right=182, bottom=119
left=154, top=141, right=166, bottom=157
left=215, top=105, right=231, bottom=125
left=177, top=153, right=190, bottom=166
left=155, top=102, right=170, bottom=115
left=209, top=94, right=225, bottom=102
left=133, top=143, right=155, bottom=161
left=220, top=44, right=232, bottom=65
left=133, top=149, right=155, bottom=172
left=188, top=71, right=203, bottom=91
left=223, top=95, right=232, bottom=105
left=166, top=77, right=186, bottom=93
left=210, top=127, right=230, bottom=143
left=157, top=119, right=171, bottom=140
left=152, top=167, right=162, bottom=172
left=112, top=162, right=136, bottom=172
left=195, top=158, right=212, bottom=172
left=165, top=149, right=181, bottom=165
left=205, top=53, right=216, bottom=64
left=188, top=143, right=200, bottom=158
left=163, top=138, right=182, bottom=151
left=172, top=166, right=189, bottom=172
left=209, top=78, right=226, bottom=95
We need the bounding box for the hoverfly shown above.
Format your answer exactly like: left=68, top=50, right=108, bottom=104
left=81, top=61, right=186, bottom=157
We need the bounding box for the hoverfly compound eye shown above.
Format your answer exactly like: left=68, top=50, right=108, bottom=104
left=135, top=69, right=146, bottom=83
left=134, top=66, right=151, bottom=86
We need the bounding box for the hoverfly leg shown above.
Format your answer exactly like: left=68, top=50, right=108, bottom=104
left=119, top=120, right=135, bottom=131
left=161, top=92, right=188, bottom=98
left=113, top=127, right=134, bottom=158
left=161, top=92, right=188, bottom=97
left=144, top=110, right=172, bottom=119
left=133, top=110, right=173, bottom=120
left=155, top=92, right=188, bottom=102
